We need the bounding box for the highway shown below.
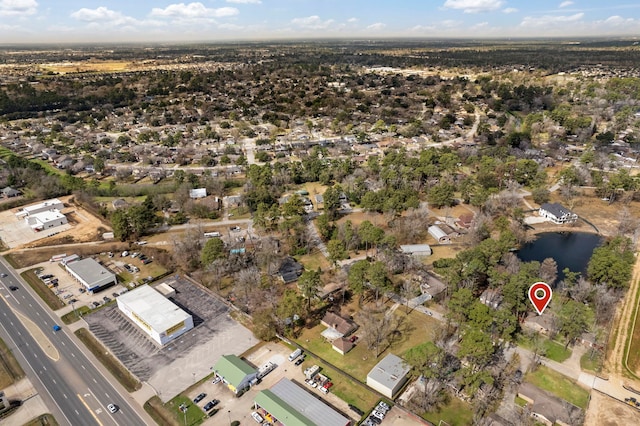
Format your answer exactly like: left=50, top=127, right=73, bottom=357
left=0, top=258, right=147, bottom=426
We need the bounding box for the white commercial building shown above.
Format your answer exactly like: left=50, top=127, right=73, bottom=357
left=16, top=198, right=64, bottom=217
left=117, top=285, right=194, bottom=346
left=65, top=258, right=117, bottom=293
left=366, top=353, right=411, bottom=399
left=26, top=210, right=68, bottom=231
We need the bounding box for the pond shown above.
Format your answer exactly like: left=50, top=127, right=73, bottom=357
left=516, top=232, right=603, bottom=283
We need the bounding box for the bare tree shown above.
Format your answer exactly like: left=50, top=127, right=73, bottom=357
left=359, top=308, right=395, bottom=358
left=539, top=258, right=558, bottom=285
left=234, top=266, right=261, bottom=311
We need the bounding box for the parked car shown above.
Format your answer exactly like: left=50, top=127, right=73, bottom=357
left=193, top=393, right=206, bottom=403
left=251, top=412, right=264, bottom=423
left=78, top=287, right=86, bottom=293
left=68, top=298, right=77, bottom=304
left=103, top=296, right=111, bottom=303
left=142, top=259, right=152, bottom=265
left=212, top=376, right=221, bottom=385
left=294, top=354, right=306, bottom=366
left=203, top=400, right=218, bottom=411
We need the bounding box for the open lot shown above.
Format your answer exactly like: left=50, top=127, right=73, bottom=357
left=82, top=276, right=258, bottom=400
left=0, top=208, right=71, bottom=249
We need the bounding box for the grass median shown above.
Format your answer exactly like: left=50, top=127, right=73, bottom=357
left=23, top=414, right=59, bottom=426
left=20, top=269, right=65, bottom=311
left=0, top=337, right=25, bottom=389
left=74, top=328, right=141, bottom=392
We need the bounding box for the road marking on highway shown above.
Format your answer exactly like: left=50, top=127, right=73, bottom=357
left=77, top=393, right=104, bottom=426
left=81, top=365, right=86, bottom=370
left=63, top=393, right=67, bottom=399
left=93, top=378, right=97, bottom=383
left=52, top=379, right=56, bottom=384
left=71, top=353, right=76, bottom=358
left=75, top=410, right=79, bottom=415
left=42, top=366, right=46, bottom=371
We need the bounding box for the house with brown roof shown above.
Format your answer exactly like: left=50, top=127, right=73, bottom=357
left=321, top=312, right=357, bottom=338
left=332, top=337, right=354, bottom=355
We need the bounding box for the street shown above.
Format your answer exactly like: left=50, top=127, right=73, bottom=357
left=0, top=257, right=148, bottom=426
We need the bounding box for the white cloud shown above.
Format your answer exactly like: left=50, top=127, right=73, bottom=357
left=559, top=1, right=574, bottom=8
left=410, top=24, right=437, bottom=32
left=503, top=7, right=518, bottom=14
left=443, top=0, right=505, bottom=13
left=366, top=22, right=386, bottom=31
left=441, top=19, right=462, bottom=28
left=71, top=7, right=136, bottom=25
left=291, top=15, right=335, bottom=30
left=347, top=17, right=359, bottom=23
left=150, top=3, right=238, bottom=19
left=0, top=0, right=37, bottom=16
left=520, top=12, right=584, bottom=28
left=226, top=0, right=261, bottom=4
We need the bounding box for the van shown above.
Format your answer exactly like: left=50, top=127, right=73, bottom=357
left=288, top=348, right=302, bottom=362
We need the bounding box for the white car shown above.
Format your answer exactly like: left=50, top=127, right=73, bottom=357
left=251, top=411, right=264, bottom=423
left=107, top=404, right=118, bottom=413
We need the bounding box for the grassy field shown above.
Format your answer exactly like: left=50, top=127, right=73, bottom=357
left=164, top=395, right=207, bottom=426
left=61, top=305, right=91, bottom=324
left=625, top=275, right=640, bottom=377
left=21, top=269, right=66, bottom=311
left=0, top=337, right=25, bottom=389
left=518, top=336, right=572, bottom=363
left=581, top=350, right=604, bottom=374
left=296, top=304, right=439, bottom=382
left=22, top=414, right=59, bottom=426
left=422, top=396, right=474, bottom=426
left=525, top=365, right=590, bottom=409
left=74, top=328, right=141, bottom=392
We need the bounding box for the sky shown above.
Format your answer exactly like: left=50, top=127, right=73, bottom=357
left=0, top=0, right=639, bottom=43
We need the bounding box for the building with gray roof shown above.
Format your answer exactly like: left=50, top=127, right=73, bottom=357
left=366, top=353, right=411, bottom=399
left=254, top=378, right=350, bottom=426
left=65, top=258, right=117, bottom=293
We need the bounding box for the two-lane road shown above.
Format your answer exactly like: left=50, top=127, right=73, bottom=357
left=0, top=258, right=147, bottom=426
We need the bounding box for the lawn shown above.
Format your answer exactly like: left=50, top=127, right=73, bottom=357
left=61, top=305, right=92, bottom=324
left=580, top=351, right=604, bottom=374
left=518, top=335, right=572, bottom=363
left=165, top=394, right=207, bottom=426
left=525, top=365, right=590, bottom=409
left=422, top=396, right=473, bottom=426
left=295, top=304, right=440, bottom=382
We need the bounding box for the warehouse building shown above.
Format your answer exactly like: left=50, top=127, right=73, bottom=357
left=366, top=353, right=410, bottom=399
left=15, top=198, right=64, bottom=218
left=117, top=285, right=194, bottom=346
left=254, top=378, right=350, bottom=426
left=65, top=258, right=117, bottom=293
left=213, top=355, right=258, bottom=395
left=26, top=210, right=68, bottom=231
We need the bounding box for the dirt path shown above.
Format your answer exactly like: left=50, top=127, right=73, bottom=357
left=604, top=247, right=640, bottom=378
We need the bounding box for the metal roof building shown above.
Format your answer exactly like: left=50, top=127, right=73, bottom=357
left=213, top=355, right=257, bottom=395
left=65, top=258, right=117, bottom=293
left=117, top=285, right=194, bottom=346
left=366, top=353, right=411, bottom=399
left=254, top=378, right=350, bottom=426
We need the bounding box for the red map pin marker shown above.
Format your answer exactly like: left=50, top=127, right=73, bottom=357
left=529, top=282, right=552, bottom=315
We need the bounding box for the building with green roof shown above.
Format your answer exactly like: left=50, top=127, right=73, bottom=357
left=254, top=378, right=350, bottom=426
left=213, top=354, right=257, bottom=394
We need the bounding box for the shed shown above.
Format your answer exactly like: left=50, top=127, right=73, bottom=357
left=428, top=225, right=450, bottom=244
left=1, top=187, right=20, bottom=198
left=400, top=244, right=432, bottom=257
left=189, top=188, right=207, bottom=199
left=332, top=338, right=354, bottom=355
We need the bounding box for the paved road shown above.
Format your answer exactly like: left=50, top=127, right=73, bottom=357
left=0, top=258, right=147, bottom=426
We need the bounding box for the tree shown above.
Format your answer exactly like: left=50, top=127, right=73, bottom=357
left=276, top=289, right=305, bottom=329
left=323, top=185, right=342, bottom=221
left=427, top=182, right=455, bottom=208
left=111, top=209, right=130, bottom=241
left=201, top=238, right=225, bottom=265
left=347, top=260, right=369, bottom=299
left=252, top=308, right=277, bottom=341
left=327, top=239, right=347, bottom=266
left=358, top=220, right=384, bottom=255
left=298, top=269, right=322, bottom=311
left=587, top=236, right=634, bottom=288
left=557, top=299, right=592, bottom=348
left=360, top=308, right=394, bottom=358
left=539, top=258, right=558, bottom=285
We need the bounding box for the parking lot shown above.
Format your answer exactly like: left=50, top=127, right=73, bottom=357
left=182, top=342, right=362, bottom=425
left=82, top=276, right=258, bottom=400
left=0, top=208, right=71, bottom=248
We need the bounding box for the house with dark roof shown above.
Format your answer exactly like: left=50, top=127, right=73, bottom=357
left=518, top=382, right=583, bottom=426
left=1, top=187, right=21, bottom=198
left=538, top=203, right=578, bottom=224
left=278, top=257, right=303, bottom=283
left=480, top=288, right=503, bottom=309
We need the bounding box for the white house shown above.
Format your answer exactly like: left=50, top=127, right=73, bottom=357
left=538, top=203, right=578, bottom=224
